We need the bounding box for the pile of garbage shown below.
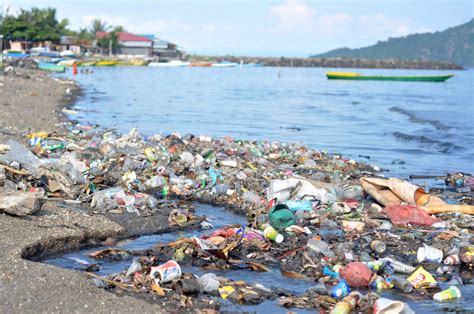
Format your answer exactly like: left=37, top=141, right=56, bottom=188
left=1, top=125, right=473, bottom=312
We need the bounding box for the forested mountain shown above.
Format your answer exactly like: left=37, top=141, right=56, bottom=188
left=312, top=19, right=474, bottom=66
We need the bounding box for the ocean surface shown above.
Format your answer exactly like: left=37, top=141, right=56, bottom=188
left=63, top=66, right=473, bottom=177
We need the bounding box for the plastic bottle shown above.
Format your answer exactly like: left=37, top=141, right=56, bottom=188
left=243, top=191, right=262, bottom=206
left=0, top=139, right=43, bottom=172
left=382, top=258, right=415, bottom=274
left=390, top=275, right=413, bottom=293
left=91, top=187, right=124, bottom=209
left=145, top=176, right=167, bottom=188
left=308, top=238, right=335, bottom=258
left=125, top=258, right=142, bottom=277
left=198, top=273, right=220, bottom=293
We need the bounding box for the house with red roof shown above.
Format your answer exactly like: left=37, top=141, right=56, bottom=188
left=95, top=32, right=153, bottom=57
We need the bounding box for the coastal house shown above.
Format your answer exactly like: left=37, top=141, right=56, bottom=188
left=152, top=37, right=182, bottom=60
left=8, top=40, right=32, bottom=52
left=58, top=36, right=85, bottom=55
left=137, top=34, right=183, bottom=60
left=95, top=32, right=153, bottom=58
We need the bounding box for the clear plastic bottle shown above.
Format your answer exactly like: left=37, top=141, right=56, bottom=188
left=243, top=191, right=262, bottom=206
left=390, top=275, right=413, bottom=293
left=308, top=238, right=335, bottom=258
left=198, top=273, right=220, bottom=293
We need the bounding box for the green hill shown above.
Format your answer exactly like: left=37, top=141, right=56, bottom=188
left=312, top=19, right=474, bottom=66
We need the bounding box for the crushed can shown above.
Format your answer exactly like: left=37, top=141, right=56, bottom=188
left=150, top=260, right=181, bottom=284
left=444, top=254, right=460, bottom=265
left=370, top=240, right=387, bottom=254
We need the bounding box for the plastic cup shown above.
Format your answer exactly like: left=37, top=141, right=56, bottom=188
left=433, top=286, right=461, bottom=302
left=373, top=298, right=405, bottom=314
left=417, top=244, right=443, bottom=263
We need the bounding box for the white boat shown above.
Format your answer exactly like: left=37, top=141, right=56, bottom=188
left=60, top=50, right=76, bottom=57
left=57, top=59, right=77, bottom=66
left=149, top=60, right=190, bottom=67
left=211, top=61, right=237, bottom=67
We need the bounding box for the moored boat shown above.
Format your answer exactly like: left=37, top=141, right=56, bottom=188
left=149, top=60, right=190, bottom=67
left=240, top=63, right=263, bottom=68
left=36, top=62, right=66, bottom=73
left=76, top=60, right=97, bottom=66
left=326, top=72, right=453, bottom=82
left=95, top=60, right=118, bottom=66
left=211, top=61, right=237, bottom=67
left=189, top=62, right=213, bottom=67
left=57, top=59, right=77, bottom=67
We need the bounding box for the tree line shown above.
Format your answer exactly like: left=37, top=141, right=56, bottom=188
left=0, top=6, right=125, bottom=51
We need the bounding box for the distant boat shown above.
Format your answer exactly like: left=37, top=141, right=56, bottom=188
left=58, top=59, right=77, bottom=66
left=212, top=61, right=237, bottom=67
left=189, top=62, right=213, bottom=67
left=60, top=50, right=76, bottom=58
left=241, top=63, right=263, bottom=68
left=95, top=60, right=118, bottom=66
left=149, top=60, right=190, bottom=67
left=36, top=62, right=66, bottom=73
left=76, top=60, right=97, bottom=66
left=5, top=51, right=29, bottom=59
left=38, top=51, right=60, bottom=58
left=326, top=72, right=453, bottom=82
left=116, top=59, right=149, bottom=66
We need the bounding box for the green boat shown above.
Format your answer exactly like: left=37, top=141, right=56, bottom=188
left=37, top=63, right=66, bottom=73
left=326, top=72, right=453, bottom=82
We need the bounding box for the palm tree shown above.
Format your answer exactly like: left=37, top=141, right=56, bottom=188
left=90, top=19, right=110, bottom=36
left=112, top=25, right=126, bottom=33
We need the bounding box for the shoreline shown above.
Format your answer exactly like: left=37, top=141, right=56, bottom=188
left=189, top=55, right=464, bottom=70
left=0, top=69, right=177, bottom=312
left=0, top=68, right=471, bottom=312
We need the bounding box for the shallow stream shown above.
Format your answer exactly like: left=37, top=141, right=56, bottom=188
left=43, top=203, right=473, bottom=313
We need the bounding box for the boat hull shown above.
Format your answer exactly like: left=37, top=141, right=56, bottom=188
left=189, top=62, right=213, bottom=67
left=149, top=61, right=190, bottom=67
left=212, top=63, right=237, bottom=67
left=37, top=63, right=66, bottom=73
left=95, top=61, right=117, bottom=66
left=326, top=72, right=453, bottom=82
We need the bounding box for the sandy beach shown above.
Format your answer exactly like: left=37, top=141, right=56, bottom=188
left=0, top=69, right=173, bottom=312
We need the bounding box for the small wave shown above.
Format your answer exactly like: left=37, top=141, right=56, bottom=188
left=389, top=106, right=451, bottom=131
left=393, top=131, right=462, bottom=153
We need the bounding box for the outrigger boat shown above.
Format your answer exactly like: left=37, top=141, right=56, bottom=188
left=149, top=60, right=190, bottom=67
left=36, top=62, right=66, bottom=73
left=189, top=62, right=213, bottom=67
left=326, top=72, right=453, bottom=82
left=95, top=60, right=118, bottom=66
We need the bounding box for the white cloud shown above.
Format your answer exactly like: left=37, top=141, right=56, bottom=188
left=270, top=0, right=316, bottom=29
left=316, top=13, right=354, bottom=32
left=82, top=15, right=134, bottom=31
left=0, top=1, right=20, bottom=16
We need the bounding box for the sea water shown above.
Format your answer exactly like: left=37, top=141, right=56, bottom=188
left=63, top=66, right=473, bottom=178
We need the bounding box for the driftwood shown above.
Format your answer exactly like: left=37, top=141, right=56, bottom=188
left=422, top=205, right=474, bottom=215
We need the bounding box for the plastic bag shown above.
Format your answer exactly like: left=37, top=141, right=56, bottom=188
left=384, top=205, right=440, bottom=226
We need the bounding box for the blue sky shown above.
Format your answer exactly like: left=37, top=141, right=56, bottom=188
left=2, top=0, right=473, bottom=56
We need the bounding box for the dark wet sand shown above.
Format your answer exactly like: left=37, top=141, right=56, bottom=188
left=0, top=69, right=171, bottom=312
